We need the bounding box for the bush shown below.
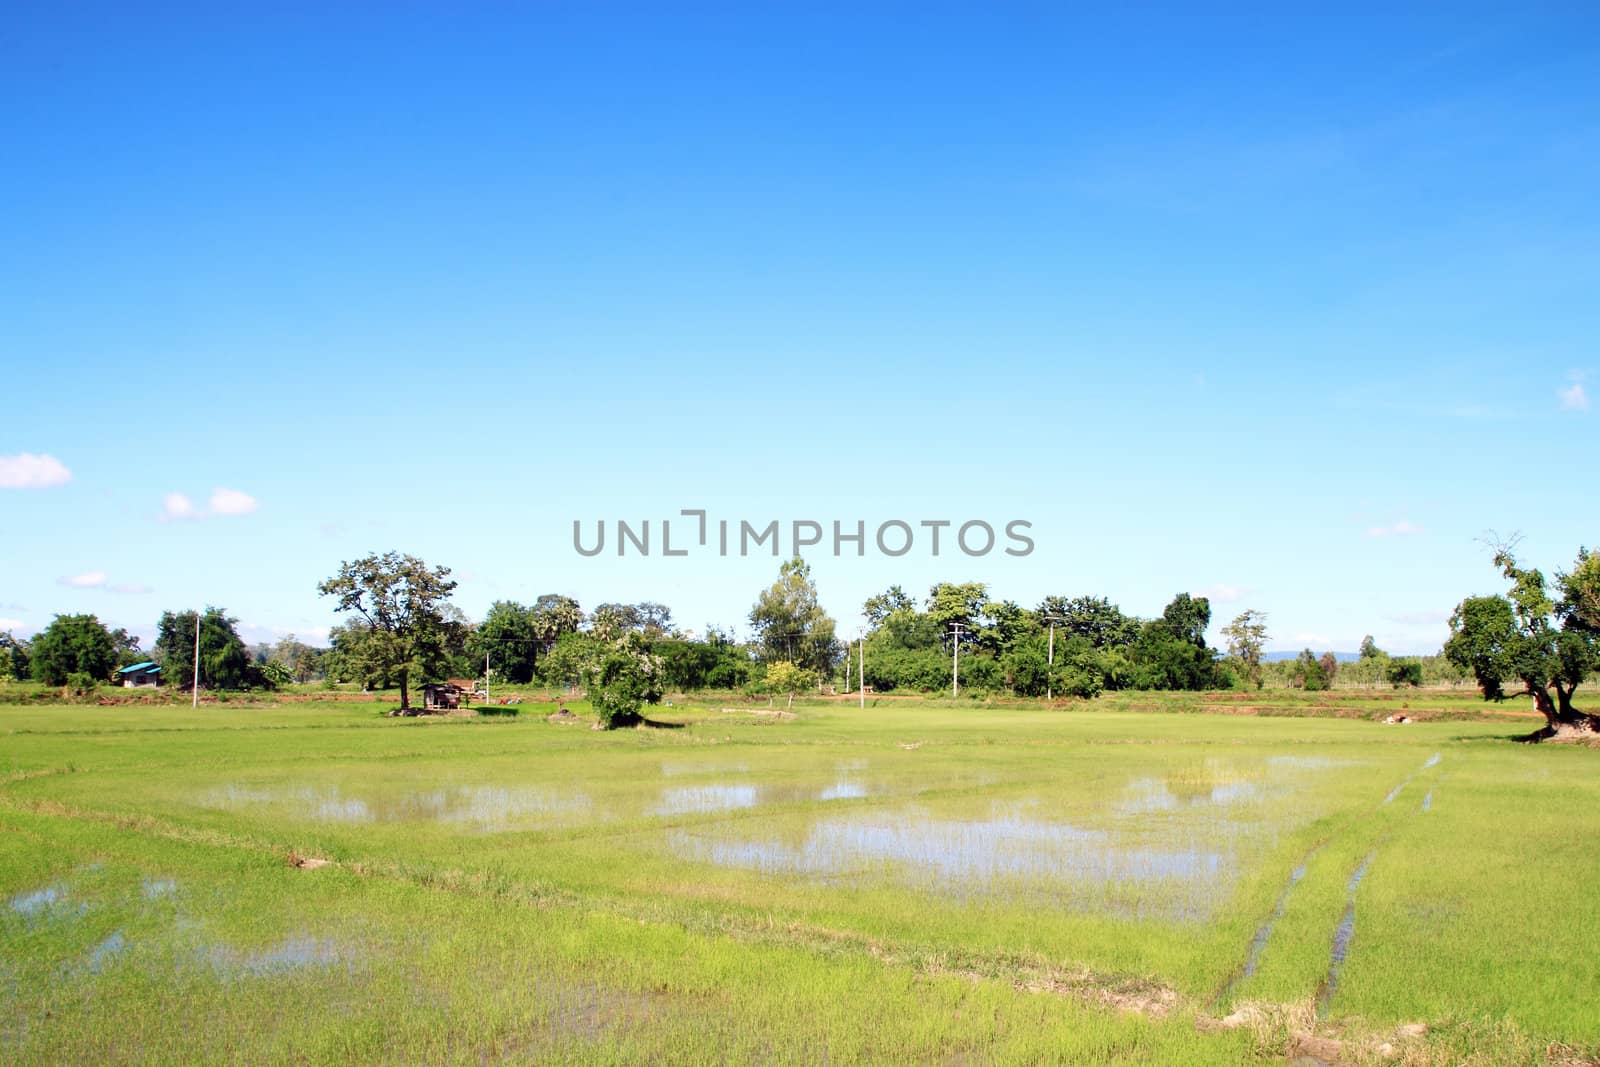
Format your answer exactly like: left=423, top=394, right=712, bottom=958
left=1388, top=659, right=1424, bottom=688
left=64, top=671, right=98, bottom=696
left=590, top=637, right=664, bottom=729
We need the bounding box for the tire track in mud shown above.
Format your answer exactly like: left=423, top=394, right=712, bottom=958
left=1209, top=840, right=1324, bottom=1010
left=1313, top=751, right=1442, bottom=1019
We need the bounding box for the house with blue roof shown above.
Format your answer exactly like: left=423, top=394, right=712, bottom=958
left=117, top=661, right=162, bottom=688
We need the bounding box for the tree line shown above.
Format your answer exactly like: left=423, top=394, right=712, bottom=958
left=6, top=542, right=1595, bottom=738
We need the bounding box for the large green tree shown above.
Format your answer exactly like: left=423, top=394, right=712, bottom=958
left=863, top=585, right=915, bottom=628
left=1036, top=595, right=1139, bottom=651
left=154, top=607, right=251, bottom=690
left=530, top=595, right=585, bottom=676
left=589, top=634, right=665, bottom=729
left=318, top=551, right=458, bottom=712
left=1128, top=594, right=1220, bottom=691
left=469, top=600, right=540, bottom=684
left=1220, top=610, right=1269, bottom=689
left=749, top=558, right=838, bottom=676
left=28, top=614, right=115, bottom=685
left=1444, top=543, right=1600, bottom=737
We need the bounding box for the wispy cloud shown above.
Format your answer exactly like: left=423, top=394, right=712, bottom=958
left=162, top=492, right=199, bottom=521
left=162, top=488, right=259, bottom=520
left=55, top=572, right=150, bottom=594
left=1559, top=381, right=1589, bottom=412
left=0, top=617, right=24, bottom=631
left=238, top=622, right=331, bottom=645
left=1388, top=610, right=1450, bottom=626
left=0, top=453, right=72, bottom=489
left=1367, top=520, right=1423, bottom=537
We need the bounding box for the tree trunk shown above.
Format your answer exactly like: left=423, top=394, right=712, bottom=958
left=398, top=666, right=410, bottom=711
left=1524, top=683, right=1598, bottom=740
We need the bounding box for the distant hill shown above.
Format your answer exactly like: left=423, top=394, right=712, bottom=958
left=1261, top=650, right=1361, bottom=663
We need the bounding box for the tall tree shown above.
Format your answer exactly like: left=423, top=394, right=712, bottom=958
left=1129, top=594, right=1220, bottom=691
left=530, top=594, right=584, bottom=676
left=28, top=614, right=115, bottom=685
left=863, top=585, right=915, bottom=628
left=1221, top=610, right=1269, bottom=689
left=154, top=607, right=251, bottom=690
left=749, top=557, right=838, bottom=676
left=469, top=600, right=539, bottom=684
left=1444, top=542, right=1600, bottom=736
left=318, top=552, right=457, bottom=712
left=926, top=582, right=989, bottom=635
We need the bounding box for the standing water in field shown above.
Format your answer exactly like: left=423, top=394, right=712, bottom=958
left=1215, top=843, right=1325, bottom=1008
left=199, top=782, right=592, bottom=832
left=670, top=805, right=1235, bottom=920
left=205, top=935, right=351, bottom=978
left=1316, top=852, right=1375, bottom=1016
left=8, top=887, right=62, bottom=917
left=84, top=931, right=126, bottom=974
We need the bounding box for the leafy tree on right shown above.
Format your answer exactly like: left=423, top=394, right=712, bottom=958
left=1444, top=541, right=1600, bottom=739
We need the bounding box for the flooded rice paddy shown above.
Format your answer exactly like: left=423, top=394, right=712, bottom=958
left=185, top=752, right=1352, bottom=921
left=4, top=699, right=1596, bottom=1065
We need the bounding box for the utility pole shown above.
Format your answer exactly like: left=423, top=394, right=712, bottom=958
left=949, top=623, right=966, bottom=699
left=484, top=651, right=490, bottom=705
left=192, top=609, right=201, bottom=708
left=859, top=633, right=865, bottom=710
left=1044, top=615, right=1064, bottom=702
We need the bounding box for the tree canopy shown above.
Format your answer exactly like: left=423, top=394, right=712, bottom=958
left=1444, top=542, right=1600, bottom=736
left=749, top=558, right=838, bottom=677
left=318, top=551, right=458, bottom=712
left=28, top=614, right=115, bottom=686
left=1221, top=610, right=1269, bottom=689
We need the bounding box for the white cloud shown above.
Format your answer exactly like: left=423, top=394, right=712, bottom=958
left=0, top=617, right=24, bottom=631
left=1559, top=382, right=1589, bottom=412
left=59, top=571, right=108, bottom=588
left=1367, top=520, right=1422, bottom=538
left=164, top=488, right=259, bottom=519
left=0, top=452, right=72, bottom=489
left=162, top=492, right=199, bottom=520
left=209, top=488, right=258, bottom=516
left=110, top=583, right=153, bottom=595
left=1194, top=583, right=1248, bottom=604
left=1291, top=631, right=1333, bottom=647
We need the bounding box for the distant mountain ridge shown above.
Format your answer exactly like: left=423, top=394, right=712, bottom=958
left=1261, top=650, right=1361, bottom=663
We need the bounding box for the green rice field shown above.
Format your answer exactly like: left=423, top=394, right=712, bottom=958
left=2, top=694, right=1596, bottom=1064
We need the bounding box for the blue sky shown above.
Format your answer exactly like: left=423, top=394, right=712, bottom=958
left=2, top=3, right=1595, bottom=654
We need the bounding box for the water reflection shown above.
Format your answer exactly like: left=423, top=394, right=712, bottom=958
left=201, top=783, right=591, bottom=832
left=670, top=807, right=1233, bottom=919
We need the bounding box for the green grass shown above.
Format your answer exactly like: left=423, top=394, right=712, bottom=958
left=2, top=695, right=1595, bottom=1064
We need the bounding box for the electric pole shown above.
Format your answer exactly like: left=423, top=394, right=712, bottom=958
left=192, top=609, right=201, bottom=708
left=949, top=623, right=966, bottom=699
left=1043, top=614, right=1064, bottom=702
